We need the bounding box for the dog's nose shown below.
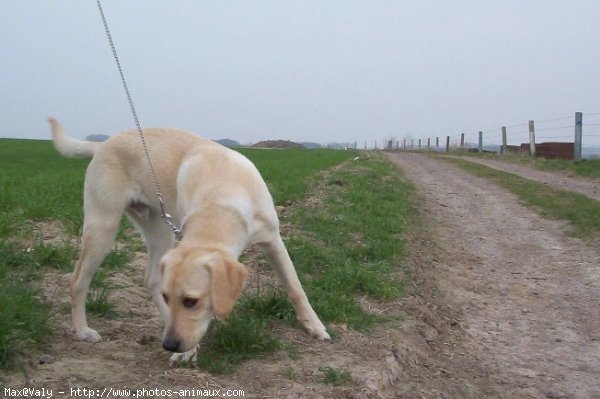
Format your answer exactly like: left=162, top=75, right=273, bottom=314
left=162, top=337, right=180, bottom=352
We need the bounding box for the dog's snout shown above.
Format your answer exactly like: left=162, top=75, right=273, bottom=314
left=162, top=337, right=181, bottom=352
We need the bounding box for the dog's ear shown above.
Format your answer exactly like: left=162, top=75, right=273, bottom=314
left=205, top=257, right=248, bottom=321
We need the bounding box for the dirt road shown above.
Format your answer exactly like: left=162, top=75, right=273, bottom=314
left=449, top=156, right=600, bottom=201
left=388, top=152, right=600, bottom=398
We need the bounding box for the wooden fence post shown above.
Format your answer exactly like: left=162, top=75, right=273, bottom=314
left=445, top=136, right=450, bottom=153
left=574, top=112, right=582, bottom=160
left=411, top=139, right=414, bottom=150
left=418, top=139, right=421, bottom=149
left=427, top=138, right=431, bottom=150
left=478, top=131, right=483, bottom=152
left=460, top=133, right=465, bottom=150
left=403, top=139, right=406, bottom=150
left=501, top=126, right=507, bottom=154
left=436, top=137, right=439, bottom=149
left=528, top=120, right=536, bottom=157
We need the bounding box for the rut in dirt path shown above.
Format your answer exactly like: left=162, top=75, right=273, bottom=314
left=449, top=156, right=600, bottom=201
left=388, top=152, right=600, bottom=399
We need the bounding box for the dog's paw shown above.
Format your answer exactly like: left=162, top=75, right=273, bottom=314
left=310, top=324, right=331, bottom=341
left=75, top=327, right=102, bottom=343
left=302, top=318, right=331, bottom=340
left=170, top=347, right=198, bottom=365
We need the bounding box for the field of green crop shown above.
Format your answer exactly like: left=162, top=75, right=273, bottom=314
left=0, top=138, right=415, bottom=372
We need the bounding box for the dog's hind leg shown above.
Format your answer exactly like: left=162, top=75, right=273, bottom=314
left=71, top=168, right=127, bottom=342
left=71, top=212, right=121, bottom=342
left=260, top=236, right=330, bottom=340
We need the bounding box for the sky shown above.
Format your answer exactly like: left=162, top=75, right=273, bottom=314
left=1, top=1, right=600, bottom=149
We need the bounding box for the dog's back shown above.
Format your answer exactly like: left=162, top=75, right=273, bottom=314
left=48, top=118, right=271, bottom=209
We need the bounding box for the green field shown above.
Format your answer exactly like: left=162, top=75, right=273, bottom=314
left=0, top=138, right=415, bottom=372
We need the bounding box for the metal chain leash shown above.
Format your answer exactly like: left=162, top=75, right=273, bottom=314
left=96, top=0, right=182, bottom=240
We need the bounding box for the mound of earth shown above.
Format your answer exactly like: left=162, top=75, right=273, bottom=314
left=252, top=140, right=305, bottom=149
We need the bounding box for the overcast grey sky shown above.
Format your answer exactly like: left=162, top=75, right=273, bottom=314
left=1, top=1, right=599, bottom=148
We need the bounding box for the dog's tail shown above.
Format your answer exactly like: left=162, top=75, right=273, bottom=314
left=49, top=117, right=102, bottom=158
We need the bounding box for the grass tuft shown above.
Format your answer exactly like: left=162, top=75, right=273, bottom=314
left=86, top=270, right=118, bottom=318
left=0, top=280, right=51, bottom=369
left=86, top=287, right=117, bottom=318
left=319, top=366, right=353, bottom=386
left=0, top=240, right=77, bottom=274
left=101, top=248, right=132, bottom=270
left=196, top=312, right=280, bottom=374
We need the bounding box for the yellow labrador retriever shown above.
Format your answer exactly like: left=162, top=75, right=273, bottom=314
left=49, top=118, right=329, bottom=362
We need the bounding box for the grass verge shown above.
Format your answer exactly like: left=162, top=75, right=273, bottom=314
left=287, top=154, right=412, bottom=330
left=320, top=366, right=353, bottom=386
left=442, top=157, right=600, bottom=238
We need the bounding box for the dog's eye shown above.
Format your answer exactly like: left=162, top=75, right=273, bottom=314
left=182, top=297, right=199, bottom=308
left=162, top=293, right=169, bottom=304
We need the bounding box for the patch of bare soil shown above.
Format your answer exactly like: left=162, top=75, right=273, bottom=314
left=451, top=156, right=600, bottom=201
left=388, top=152, right=600, bottom=398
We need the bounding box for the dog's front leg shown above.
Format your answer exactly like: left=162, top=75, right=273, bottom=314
left=145, top=259, right=170, bottom=323
left=261, top=237, right=330, bottom=340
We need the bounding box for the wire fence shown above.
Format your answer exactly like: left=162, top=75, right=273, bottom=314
left=381, top=111, right=600, bottom=159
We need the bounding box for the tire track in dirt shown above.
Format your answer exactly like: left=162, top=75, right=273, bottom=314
left=448, top=156, right=600, bottom=201
left=388, top=152, right=600, bottom=399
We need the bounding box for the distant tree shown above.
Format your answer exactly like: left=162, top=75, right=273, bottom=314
left=216, top=138, right=240, bottom=147
left=300, top=142, right=322, bottom=149
left=86, top=134, right=109, bottom=142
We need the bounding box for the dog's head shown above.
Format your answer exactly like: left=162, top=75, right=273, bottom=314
left=159, top=248, right=248, bottom=353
